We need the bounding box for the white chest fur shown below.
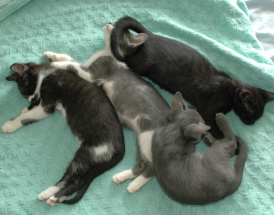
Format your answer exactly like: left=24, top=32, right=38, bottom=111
left=138, top=130, right=155, bottom=162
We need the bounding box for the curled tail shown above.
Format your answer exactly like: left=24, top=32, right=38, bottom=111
left=111, top=16, right=149, bottom=62
left=62, top=152, right=124, bottom=204
left=230, top=136, right=247, bottom=193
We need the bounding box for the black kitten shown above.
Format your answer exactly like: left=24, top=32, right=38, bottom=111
left=110, top=16, right=274, bottom=140
left=2, top=63, right=125, bottom=206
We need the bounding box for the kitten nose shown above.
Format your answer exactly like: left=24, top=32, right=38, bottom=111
left=108, top=22, right=114, bottom=26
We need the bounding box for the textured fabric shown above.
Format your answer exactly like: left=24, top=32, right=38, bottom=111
left=244, top=0, right=274, bottom=61
left=1, top=0, right=274, bottom=214
left=0, top=0, right=32, bottom=22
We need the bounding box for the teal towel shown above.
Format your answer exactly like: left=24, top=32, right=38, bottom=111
left=1, top=0, right=273, bottom=214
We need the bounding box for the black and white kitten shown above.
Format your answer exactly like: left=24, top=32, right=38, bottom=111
left=2, top=63, right=125, bottom=206
left=109, top=16, right=274, bottom=140
left=43, top=23, right=170, bottom=193
left=152, top=93, right=247, bottom=204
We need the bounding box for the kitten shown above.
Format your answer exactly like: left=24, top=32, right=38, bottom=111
left=2, top=63, right=125, bottom=206
left=44, top=23, right=171, bottom=193
left=109, top=16, right=274, bottom=140
left=152, top=92, right=247, bottom=204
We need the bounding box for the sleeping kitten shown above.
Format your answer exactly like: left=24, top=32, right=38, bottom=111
left=2, top=63, right=125, bottom=206
left=43, top=23, right=171, bottom=193
left=152, top=92, right=247, bottom=204
left=109, top=16, right=274, bottom=140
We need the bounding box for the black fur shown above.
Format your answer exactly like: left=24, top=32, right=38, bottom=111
left=5, top=63, right=125, bottom=205
left=110, top=16, right=274, bottom=140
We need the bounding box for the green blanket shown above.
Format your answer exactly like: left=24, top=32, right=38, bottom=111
left=1, top=0, right=274, bottom=214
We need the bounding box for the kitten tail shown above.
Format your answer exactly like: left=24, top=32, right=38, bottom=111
left=62, top=152, right=124, bottom=204
left=229, top=137, right=247, bottom=194
left=110, top=16, right=149, bottom=62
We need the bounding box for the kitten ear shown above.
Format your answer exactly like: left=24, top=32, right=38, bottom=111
left=10, top=63, right=29, bottom=75
left=171, top=92, right=187, bottom=112
left=6, top=74, right=18, bottom=82
left=129, top=33, right=147, bottom=48
left=260, top=89, right=274, bottom=102
left=239, top=88, right=254, bottom=101
left=184, top=123, right=210, bottom=139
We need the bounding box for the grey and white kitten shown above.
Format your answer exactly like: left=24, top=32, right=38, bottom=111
left=43, top=23, right=170, bottom=193
left=152, top=93, right=248, bottom=204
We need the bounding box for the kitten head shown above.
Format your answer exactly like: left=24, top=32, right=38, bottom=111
left=6, top=63, right=40, bottom=98
left=107, top=22, right=147, bottom=61
left=170, top=92, right=210, bottom=143
left=233, top=85, right=274, bottom=125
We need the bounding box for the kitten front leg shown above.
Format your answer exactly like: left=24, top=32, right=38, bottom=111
left=51, top=61, right=94, bottom=83
left=112, top=169, right=137, bottom=184
left=43, top=51, right=74, bottom=62
left=2, top=104, right=52, bottom=133
left=127, top=174, right=153, bottom=193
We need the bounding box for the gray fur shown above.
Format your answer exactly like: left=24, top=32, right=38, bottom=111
left=152, top=93, right=248, bottom=204
left=51, top=53, right=170, bottom=185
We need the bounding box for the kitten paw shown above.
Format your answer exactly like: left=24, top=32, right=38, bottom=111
left=38, top=186, right=60, bottom=201
left=2, top=121, right=18, bottom=133
left=215, top=113, right=226, bottom=121
left=46, top=196, right=67, bottom=206
left=112, top=173, right=127, bottom=184
left=113, top=169, right=136, bottom=184
left=43, top=51, right=58, bottom=62
left=44, top=51, right=73, bottom=62
left=47, top=196, right=60, bottom=206
left=127, top=181, right=141, bottom=193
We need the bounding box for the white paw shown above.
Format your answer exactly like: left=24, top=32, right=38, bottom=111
left=21, top=107, right=29, bottom=114
left=127, top=181, right=141, bottom=193
left=43, top=51, right=58, bottom=62
left=46, top=196, right=67, bottom=207
left=112, top=173, right=127, bottom=184
left=2, top=121, right=18, bottom=133
left=47, top=196, right=60, bottom=206
left=38, top=186, right=60, bottom=201
left=50, top=62, right=67, bottom=70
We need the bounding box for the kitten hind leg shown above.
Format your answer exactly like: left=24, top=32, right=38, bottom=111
left=46, top=176, right=83, bottom=206
left=38, top=181, right=66, bottom=201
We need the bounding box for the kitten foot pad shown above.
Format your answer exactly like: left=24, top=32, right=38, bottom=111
left=43, top=51, right=58, bottom=62
left=2, top=121, right=17, bottom=133
left=47, top=196, right=67, bottom=206
left=47, top=196, right=60, bottom=207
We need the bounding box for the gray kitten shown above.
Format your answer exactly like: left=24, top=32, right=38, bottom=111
left=152, top=92, right=248, bottom=204
left=43, top=23, right=170, bottom=193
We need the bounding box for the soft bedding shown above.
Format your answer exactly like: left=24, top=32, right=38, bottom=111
left=245, top=0, right=274, bottom=61
left=0, top=0, right=274, bottom=215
